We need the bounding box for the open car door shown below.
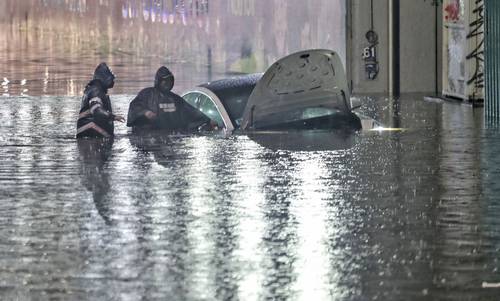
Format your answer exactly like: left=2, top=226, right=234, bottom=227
left=240, top=49, right=351, bottom=130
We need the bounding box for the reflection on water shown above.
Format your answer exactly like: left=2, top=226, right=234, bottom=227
left=248, top=130, right=356, bottom=151
left=78, top=138, right=114, bottom=225
left=1, top=94, right=500, bottom=300
left=0, top=0, right=346, bottom=96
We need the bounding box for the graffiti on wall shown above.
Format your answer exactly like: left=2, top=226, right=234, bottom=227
left=445, top=0, right=461, bottom=21
left=447, top=28, right=466, bottom=96
left=466, top=0, right=484, bottom=95
left=443, top=0, right=464, bottom=97
left=443, top=0, right=484, bottom=101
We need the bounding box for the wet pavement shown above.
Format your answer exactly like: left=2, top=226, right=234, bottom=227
left=1, top=93, right=500, bottom=300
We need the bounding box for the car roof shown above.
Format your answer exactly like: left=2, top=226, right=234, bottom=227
left=199, top=73, right=262, bottom=124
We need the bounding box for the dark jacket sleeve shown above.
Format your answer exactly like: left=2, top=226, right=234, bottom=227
left=127, top=89, right=153, bottom=127
left=86, top=85, right=113, bottom=122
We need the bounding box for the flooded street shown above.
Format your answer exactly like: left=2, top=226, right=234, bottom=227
left=1, top=94, right=500, bottom=300
left=2, top=1, right=500, bottom=300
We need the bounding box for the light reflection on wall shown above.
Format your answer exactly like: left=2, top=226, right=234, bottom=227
left=0, top=0, right=346, bottom=96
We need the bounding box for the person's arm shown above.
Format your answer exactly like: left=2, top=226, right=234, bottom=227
left=89, top=97, right=115, bottom=121
left=114, top=115, right=126, bottom=122
left=83, top=84, right=116, bottom=122
left=127, top=89, right=157, bottom=127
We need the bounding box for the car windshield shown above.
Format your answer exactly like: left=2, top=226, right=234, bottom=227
left=183, top=92, right=225, bottom=128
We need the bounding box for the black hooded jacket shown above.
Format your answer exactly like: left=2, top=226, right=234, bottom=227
left=127, top=67, right=209, bottom=132
left=76, top=63, right=115, bottom=138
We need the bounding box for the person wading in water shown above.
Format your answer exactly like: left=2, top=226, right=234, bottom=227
left=127, top=66, right=210, bottom=132
left=76, top=63, right=125, bottom=138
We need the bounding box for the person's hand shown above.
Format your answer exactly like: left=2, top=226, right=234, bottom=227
left=198, top=120, right=220, bottom=131
left=209, top=120, right=219, bottom=130
left=114, top=114, right=126, bottom=122
left=144, top=110, right=157, bottom=120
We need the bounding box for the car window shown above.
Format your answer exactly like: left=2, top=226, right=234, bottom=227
left=183, top=92, right=225, bottom=128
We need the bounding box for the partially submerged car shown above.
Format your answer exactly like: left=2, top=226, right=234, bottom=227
left=181, top=49, right=362, bottom=132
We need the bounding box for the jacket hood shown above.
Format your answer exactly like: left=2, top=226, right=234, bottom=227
left=154, top=66, right=174, bottom=90
left=93, top=62, right=115, bottom=89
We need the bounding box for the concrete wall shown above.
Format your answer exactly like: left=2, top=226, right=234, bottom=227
left=348, top=0, right=390, bottom=94
left=400, top=0, right=442, bottom=93
left=349, top=0, right=442, bottom=94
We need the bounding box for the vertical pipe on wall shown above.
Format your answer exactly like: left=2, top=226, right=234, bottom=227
left=494, top=0, right=496, bottom=121
left=487, top=0, right=490, bottom=120
left=435, top=2, right=439, bottom=95
left=487, top=0, right=491, bottom=121
left=485, top=0, right=499, bottom=122
left=389, top=0, right=401, bottom=128
left=392, top=0, right=400, bottom=97
left=489, top=0, right=500, bottom=124
left=495, top=0, right=497, bottom=122
left=496, top=0, right=498, bottom=122
left=389, top=0, right=393, bottom=95
left=346, top=0, right=353, bottom=93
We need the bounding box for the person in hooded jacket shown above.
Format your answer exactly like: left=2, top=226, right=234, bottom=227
left=76, top=63, right=125, bottom=138
left=127, top=66, right=210, bottom=132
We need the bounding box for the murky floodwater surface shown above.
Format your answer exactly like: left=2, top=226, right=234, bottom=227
left=1, top=94, right=500, bottom=300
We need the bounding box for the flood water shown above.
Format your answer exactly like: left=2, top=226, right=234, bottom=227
left=2, top=1, right=500, bottom=301
left=1, top=93, right=500, bottom=300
